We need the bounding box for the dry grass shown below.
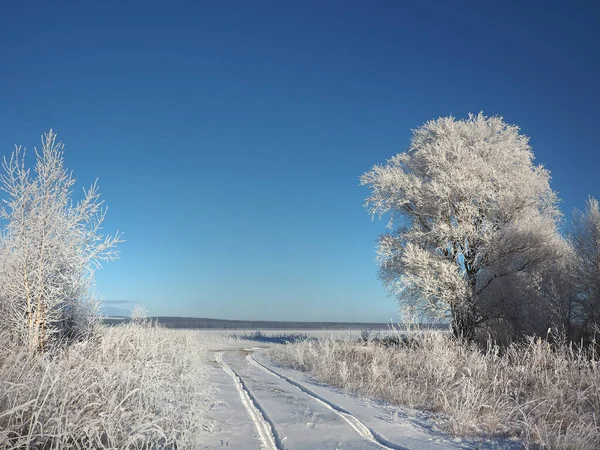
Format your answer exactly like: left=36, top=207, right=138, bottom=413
left=0, top=323, right=215, bottom=449
left=270, top=330, right=600, bottom=449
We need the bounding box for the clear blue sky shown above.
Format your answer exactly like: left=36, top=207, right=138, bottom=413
left=1, top=1, right=598, bottom=321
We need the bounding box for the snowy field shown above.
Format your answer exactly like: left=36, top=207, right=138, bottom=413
left=200, top=330, right=519, bottom=450
left=201, top=327, right=447, bottom=343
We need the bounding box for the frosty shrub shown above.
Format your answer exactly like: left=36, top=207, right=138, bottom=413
left=361, top=113, right=563, bottom=339
left=0, top=131, right=122, bottom=352
left=131, top=303, right=149, bottom=325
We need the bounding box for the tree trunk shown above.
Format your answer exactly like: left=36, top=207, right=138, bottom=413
left=452, top=268, right=479, bottom=341
left=452, top=304, right=476, bottom=341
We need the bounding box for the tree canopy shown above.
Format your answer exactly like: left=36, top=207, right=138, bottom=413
left=0, top=131, right=122, bottom=352
left=361, top=113, right=563, bottom=339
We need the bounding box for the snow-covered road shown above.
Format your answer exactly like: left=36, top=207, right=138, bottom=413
left=203, top=348, right=518, bottom=450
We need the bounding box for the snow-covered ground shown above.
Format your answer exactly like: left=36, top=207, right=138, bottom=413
left=201, top=342, right=521, bottom=450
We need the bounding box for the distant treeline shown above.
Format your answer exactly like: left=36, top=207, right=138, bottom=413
left=101, top=316, right=447, bottom=331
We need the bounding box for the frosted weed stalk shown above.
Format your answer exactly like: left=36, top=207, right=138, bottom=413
left=0, top=323, right=215, bottom=449
left=270, top=330, right=600, bottom=449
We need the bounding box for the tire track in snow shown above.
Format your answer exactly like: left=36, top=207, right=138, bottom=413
left=247, top=353, right=409, bottom=450
left=215, top=351, right=283, bottom=450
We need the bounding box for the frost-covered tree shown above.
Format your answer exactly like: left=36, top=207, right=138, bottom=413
left=0, top=131, right=122, bottom=352
left=361, top=113, right=563, bottom=339
left=569, top=197, right=600, bottom=333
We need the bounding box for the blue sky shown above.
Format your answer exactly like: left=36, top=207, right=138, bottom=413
left=1, top=1, right=598, bottom=321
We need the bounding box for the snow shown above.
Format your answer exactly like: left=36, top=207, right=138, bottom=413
left=201, top=355, right=263, bottom=449
left=202, top=345, right=522, bottom=449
